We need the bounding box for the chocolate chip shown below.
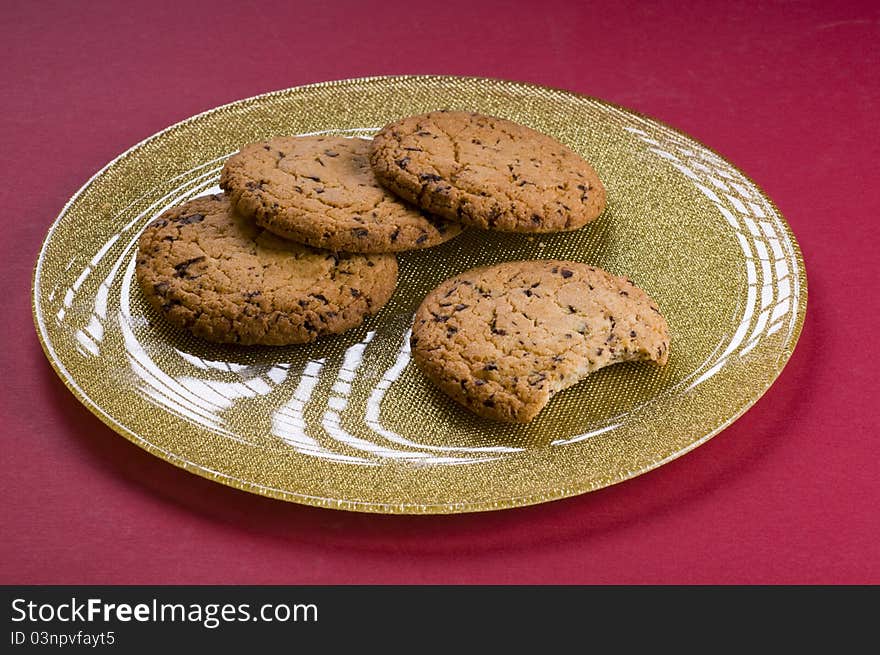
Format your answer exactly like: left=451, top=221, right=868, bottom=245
left=350, top=288, right=361, bottom=297
left=419, top=173, right=442, bottom=183
left=311, top=294, right=329, bottom=303
left=484, top=363, right=498, bottom=371
left=173, top=256, right=205, bottom=277
left=483, top=399, right=495, bottom=408
left=174, top=213, right=205, bottom=225
left=323, top=150, right=339, bottom=157
left=395, top=157, right=410, bottom=169
left=454, top=304, right=468, bottom=311
left=489, top=314, right=507, bottom=335
left=416, top=233, right=428, bottom=244
left=353, top=228, right=369, bottom=238
left=560, top=268, right=573, bottom=278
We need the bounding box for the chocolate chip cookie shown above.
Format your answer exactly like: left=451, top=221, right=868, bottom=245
left=220, top=135, right=462, bottom=253
left=410, top=260, right=669, bottom=422
left=136, top=195, right=398, bottom=345
left=370, top=111, right=606, bottom=232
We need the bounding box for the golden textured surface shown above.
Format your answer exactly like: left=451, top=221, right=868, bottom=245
left=32, top=76, right=807, bottom=513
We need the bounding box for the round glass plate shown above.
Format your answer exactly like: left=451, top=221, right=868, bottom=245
left=33, top=76, right=807, bottom=514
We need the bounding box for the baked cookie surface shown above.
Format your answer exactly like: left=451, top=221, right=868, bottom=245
left=136, top=195, right=398, bottom=345
left=220, top=135, right=462, bottom=253
left=370, top=111, right=606, bottom=233
left=410, top=260, right=669, bottom=423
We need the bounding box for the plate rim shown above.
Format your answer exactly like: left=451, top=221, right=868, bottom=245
left=31, top=74, right=809, bottom=514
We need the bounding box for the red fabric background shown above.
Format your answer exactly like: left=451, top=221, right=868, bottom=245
left=2, top=0, right=877, bottom=584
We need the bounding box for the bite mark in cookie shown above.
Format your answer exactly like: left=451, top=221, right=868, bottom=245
left=410, top=260, right=669, bottom=422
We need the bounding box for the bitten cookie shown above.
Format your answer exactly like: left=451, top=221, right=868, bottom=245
left=136, top=195, right=398, bottom=345
left=370, top=111, right=606, bottom=232
left=410, top=261, right=669, bottom=423
left=220, top=135, right=462, bottom=253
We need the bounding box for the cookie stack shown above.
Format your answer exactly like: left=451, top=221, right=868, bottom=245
left=135, top=130, right=463, bottom=346
left=137, top=110, right=670, bottom=422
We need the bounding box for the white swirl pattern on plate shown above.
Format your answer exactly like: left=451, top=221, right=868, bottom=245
left=619, top=119, right=800, bottom=388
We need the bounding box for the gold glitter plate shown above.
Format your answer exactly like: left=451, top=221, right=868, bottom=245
left=33, top=76, right=807, bottom=513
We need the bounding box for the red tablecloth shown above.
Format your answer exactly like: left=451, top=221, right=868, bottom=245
left=2, top=0, right=877, bottom=584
